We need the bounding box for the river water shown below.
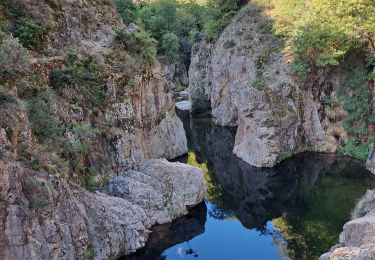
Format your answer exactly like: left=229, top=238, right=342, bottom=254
left=124, top=116, right=374, bottom=260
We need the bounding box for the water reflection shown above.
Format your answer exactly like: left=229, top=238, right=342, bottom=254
left=124, top=117, right=374, bottom=260
left=122, top=203, right=207, bottom=260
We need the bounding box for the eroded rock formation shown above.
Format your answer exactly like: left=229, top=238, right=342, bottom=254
left=189, top=4, right=332, bottom=167
left=0, top=0, right=203, bottom=259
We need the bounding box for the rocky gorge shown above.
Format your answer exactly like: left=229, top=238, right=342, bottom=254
left=1, top=0, right=375, bottom=259
left=0, top=0, right=205, bottom=259
left=187, top=2, right=375, bottom=259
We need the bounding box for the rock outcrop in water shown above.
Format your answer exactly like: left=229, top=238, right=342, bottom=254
left=0, top=158, right=204, bottom=260
left=189, top=3, right=374, bottom=168
left=189, top=4, right=332, bottom=167
left=107, top=159, right=205, bottom=225
left=321, top=190, right=375, bottom=260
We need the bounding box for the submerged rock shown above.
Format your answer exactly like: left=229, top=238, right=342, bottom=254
left=321, top=190, right=375, bottom=259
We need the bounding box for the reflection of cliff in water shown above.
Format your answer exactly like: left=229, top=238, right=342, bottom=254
left=121, top=203, right=206, bottom=260
left=126, top=116, right=374, bottom=260
left=180, top=117, right=374, bottom=245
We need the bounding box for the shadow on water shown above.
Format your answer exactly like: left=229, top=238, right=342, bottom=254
left=123, top=116, right=375, bottom=260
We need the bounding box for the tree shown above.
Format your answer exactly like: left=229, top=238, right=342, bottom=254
left=113, top=0, right=138, bottom=25
left=161, top=32, right=180, bottom=63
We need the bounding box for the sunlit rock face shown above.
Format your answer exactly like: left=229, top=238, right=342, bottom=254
left=0, top=158, right=205, bottom=260
left=107, top=159, right=206, bottom=225
left=189, top=4, right=332, bottom=167
left=0, top=0, right=195, bottom=259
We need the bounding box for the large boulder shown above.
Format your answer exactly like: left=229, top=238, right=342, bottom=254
left=0, top=159, right=205, bottom=260
left=321, top=190, right=375, bottom=259
left=107, top=159, right=206, bottom=225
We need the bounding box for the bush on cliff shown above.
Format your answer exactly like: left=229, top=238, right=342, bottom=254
left=113, top=28, right=157, bottom=65
left=113, top=0, right=138, bottom=25
left=161, top=32, right=180, bottom=63
left=0, top=36, right=30, bottom=84
left=255, top=0, right=375, bottom=76
left=50, top=52, right=107, bottom=109
left=13, top=18, right=43, bottom=49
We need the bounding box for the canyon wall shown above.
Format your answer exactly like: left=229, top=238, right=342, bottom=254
left=189, top=3, right=374, bottom=168
left=0, top=0, right=204, bottom=259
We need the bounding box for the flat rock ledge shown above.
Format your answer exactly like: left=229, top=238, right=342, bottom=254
left=320, top=190, right=375, bottom=260
left=107, top=159, right=206, bottom=225
left=0, top=159, right=205, bottom=260
left=175, top=100, right=192, bottom=111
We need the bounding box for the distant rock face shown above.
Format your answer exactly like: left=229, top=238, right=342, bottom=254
left=189, top=39, right=213, bottom=114
left=0, top=159, right=205, bottom=260
left=367, top=88, right=375, bottom=174
left=162, top=62, right=189, bottom=93
left=189, top=4, right=330, bottom=167
left=321, top=190, right=375, bottom=260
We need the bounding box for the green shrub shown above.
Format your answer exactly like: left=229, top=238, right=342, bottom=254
left=0, top=36, right=30, bottom=83
left=13, top=18, right=43, bottom=48
left=203, top=0, right=245, bottom=39
left=28, top=98, right=62, bottom=143
left=23, top=179, right=50, bottom=209
left=337, top=62, right=372, bottom=136
left=161, top=32, right=180, bottom=63
left=50, top=54, right=107, bottom=108
left=0, top=92, right=18, bottom=106
left=251, top=78, right=267, bottom=90
left=339, top=137, right=374, bottom=161
left=113, top=28, right=157, bottom=65
left=113, top=0, right=138, bottom=25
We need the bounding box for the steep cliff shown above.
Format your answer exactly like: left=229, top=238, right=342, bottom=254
left=189, top=3, right=374, bottom=168
left=0, top=0, right=205, bottom=259
left=189, top=4, right=331, bottom=167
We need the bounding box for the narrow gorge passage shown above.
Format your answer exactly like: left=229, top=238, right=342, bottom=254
left=123, top=116, right=375, bottom=260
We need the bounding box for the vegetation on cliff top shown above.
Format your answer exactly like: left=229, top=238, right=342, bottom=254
left=114, top=0, right=246, bottom=64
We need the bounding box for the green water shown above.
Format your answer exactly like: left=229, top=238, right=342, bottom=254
left=124, top=116, right=375, bottom=260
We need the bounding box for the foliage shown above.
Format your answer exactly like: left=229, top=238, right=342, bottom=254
left=13, top=18, right=43, bottom=48
left=161, top=32, right=180, bottom=63
left=336, top=61, right=372, bottom=137
left=63, top=123, right=100, bottom=192
left=203, top=0, right=245, bottom=39
left=113, top=28, right=157, bottom=65
left=0, top=91, right=18, bottom=106
left=50, top=52, right=107, bottom=108
left=113, top=0, right=138, bottom=25
left=338, top=137, right=374, bottom=161
left=255, top=0, right=375, bottom=73
left=23, top=179, right=50, bottom=209
left=28, top=97, right=62, bottom=143
left=0, top=36, right=30, bottom=84
left=251, top=78, right=266, bottom=90
left=138, top=0, right=205, bottom=64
